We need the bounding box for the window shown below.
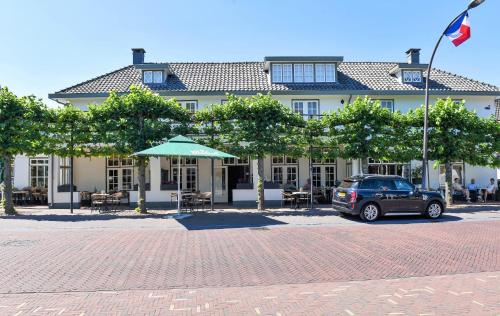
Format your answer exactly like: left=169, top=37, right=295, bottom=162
left=292, top=100, right=319, bottom=119
left=294, top=64, right=303, bottom=82
left=452, top=99, right=464, bottom=105
left=153, top=71, right=163, bottom=83
left=172, top=157, right=198, bottom=166
left=304, top=64, right=314, bottom=82
left=379, top=179, right=397, bottom=191
left=179, top=101, right=198, bottom=113
left=312, top=166, right=321, bottom=188
left=223, top=157, right=249, bottom=165
left=143, top=71, right=153, bottom=84
left=59, top=157, right=71, bottom=186
left=272, top=64, right=282, bottom=83
left=315, top=64, right=325, bottom=82
left=106, top=157, right=134, bottom=192
left=439, top=163, right=464, bottom=186
left=30, top=158, right=49, bottom=188
left=368, top=159, right=407, bottom=177
left=282, top=64, right=292, bottom=82
left=394, top=179, right=414, bottom=191
left=186, top=167, right=197, bottom=191
left=325, top=64, right=336, bottom=82
left=325, top=166, right=336, bottom=187
left=346, top=161, right=352, bottom=178
left=143, top=71, right=163, bottom=84
left=272, top=167, right=283, bottom=185
left=374, top=99, right=394, bottom=112
left=292, top=101, right=304, bottom=115
left=286, top=167, right=297, bottom=187
left=403, top=70, right=422, bottom=83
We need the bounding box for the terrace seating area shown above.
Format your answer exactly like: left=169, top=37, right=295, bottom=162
left=9, top=187, right=48, bottom=205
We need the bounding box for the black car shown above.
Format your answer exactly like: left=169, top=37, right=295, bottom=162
left=332, top=175, right=445, bottom=222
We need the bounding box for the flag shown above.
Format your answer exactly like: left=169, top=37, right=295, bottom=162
left=444, top=12, right=471, bottom=47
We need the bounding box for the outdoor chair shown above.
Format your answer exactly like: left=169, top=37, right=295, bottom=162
left=281, top=191, right=294, bottom=208
left=197, top=192, right=212, bottom=211
left=91, top=194, right=107, bottom=213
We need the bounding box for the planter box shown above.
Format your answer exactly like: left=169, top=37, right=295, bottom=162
left=133, top=183, right=151, bottom=191
left=236, top=183, right=253, bottom=189
left=161, top=183, right=178, bottom=190
left=264, top=181, right=280, bottom=189
left=57, top=184, right=77, bottom=192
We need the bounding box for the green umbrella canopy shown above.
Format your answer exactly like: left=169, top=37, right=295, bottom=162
left=134, top=135, right=238, bottom=159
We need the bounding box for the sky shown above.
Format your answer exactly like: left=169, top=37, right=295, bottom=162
left=0, top=0, right=498, bottom=106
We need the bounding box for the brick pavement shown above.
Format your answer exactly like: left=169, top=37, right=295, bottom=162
left=0, top=271, right=499, bottom=315
left=1, top=220, right=500, bottom=294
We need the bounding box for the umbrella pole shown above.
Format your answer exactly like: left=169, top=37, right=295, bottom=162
left=211, top=158, right=214, bottom=212
left=177, top=155, right=181, bottom=215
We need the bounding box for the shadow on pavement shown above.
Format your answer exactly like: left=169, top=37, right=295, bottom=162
left=0, top=213, right=166, bottom=222
left=339, top=213, right=463, bottom=225
left=446, top=204, right=500, bottom=213
left=177, top=212, right=287, bottom=230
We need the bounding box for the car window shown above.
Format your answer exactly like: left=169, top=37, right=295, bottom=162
left=359, top=179, right=378, bottom=190
left=377, top=179, right=397, bottom=191
left=394, top=179, right=414, bottom=191
left=340, top=180, right=358, bottom=189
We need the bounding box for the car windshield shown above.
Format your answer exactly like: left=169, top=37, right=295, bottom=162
left=339, top=180, right=358, bottom=189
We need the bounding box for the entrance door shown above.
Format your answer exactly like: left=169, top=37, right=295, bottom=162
left=214, top=166, right=228, bottom=203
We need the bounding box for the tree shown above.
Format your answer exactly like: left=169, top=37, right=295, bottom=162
left=410, top=98, right=500, bottom=204
left=90, top=85, right=191, bottom=213
left=323, top=97, right=394, bottom=174
left=0, top=87, right=49, bottom=215
left=47, top=106, right=94, bottom=213
left=201, top=93, right=304, bottom=211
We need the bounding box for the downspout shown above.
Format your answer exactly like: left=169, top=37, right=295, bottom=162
left=50, top=155, right=54, bottom=208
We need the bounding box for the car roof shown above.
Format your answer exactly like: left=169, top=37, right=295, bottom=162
left=345, top=174, right=405, bottom=181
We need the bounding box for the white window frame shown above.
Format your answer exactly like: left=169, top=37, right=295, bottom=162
left=294, top=64, right=304, bottom=82
left=292, top=100, right=319, bottom=119
left=30, top=158, right=49, bottom=188
left=143, top=71, right=153, bottom=84
left=315, top=64, right=325, bottom=82
left=282, top=64, right=292, bottom=83
left=304, top=64, right=314, bottom=82
left=59, top=157, right=71, bottom=186
left=179, top=100, right=198, bottom=113
left=374, top=99, right=394, bottom=112
left=272, top=64, right=283, bottom=83
left=325, top=64, right=336, bottom=82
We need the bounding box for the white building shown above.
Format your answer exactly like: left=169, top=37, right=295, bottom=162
left=12, top=48, right=500, bottom=208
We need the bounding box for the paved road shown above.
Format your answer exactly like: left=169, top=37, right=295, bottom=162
left=0, top=205, right=499, bottom=315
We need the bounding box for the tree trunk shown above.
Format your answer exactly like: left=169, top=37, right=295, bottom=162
left=137, top=157, right=147, bottom=213
left=444, top=161, right=453, bottom=206
left=361, top=158, right=368, bottom=175
left=2, top=155, right=15, bottom=215
left=257, top=156, right=265, bottom=211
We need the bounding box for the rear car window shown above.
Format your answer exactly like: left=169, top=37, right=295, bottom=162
left=339, top=180, right=358, bottom=189
left=360, top=179, right=397, bottom=190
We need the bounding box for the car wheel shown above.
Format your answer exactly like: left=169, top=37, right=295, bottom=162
left=360, top=203, right=379, bottom=222
left=426, top=201, right=443, bottom=219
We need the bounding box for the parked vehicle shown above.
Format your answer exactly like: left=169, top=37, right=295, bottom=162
left=332, top=175, right=445, bottom=222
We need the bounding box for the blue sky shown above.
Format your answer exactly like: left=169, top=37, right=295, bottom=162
left=0, top=0, right=498, bottom=106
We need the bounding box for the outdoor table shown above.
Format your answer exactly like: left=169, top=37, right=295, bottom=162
left=291, top=191, right=310, bottom=209
left=91, top=193, right=111, bottom=213
left=12, top=191, right=30, bottom=205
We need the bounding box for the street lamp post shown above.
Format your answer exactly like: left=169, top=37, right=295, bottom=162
left=421, top=0, right=485, bottom=190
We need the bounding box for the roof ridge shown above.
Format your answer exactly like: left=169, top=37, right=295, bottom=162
left=57, top=65, right=134, bottom=94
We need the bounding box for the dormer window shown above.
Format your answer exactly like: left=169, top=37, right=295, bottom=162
left=402, top=70, right=422, bottom=83
left=143, top=70, right=163, bottom=84
left=271, top=63, right=337, bottom=83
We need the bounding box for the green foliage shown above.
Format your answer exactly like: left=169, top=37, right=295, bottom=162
left=204, top=93, right=305, bottom=158
left=411, top=98, right=500, bottom=167
left=0, top=87, right=50, bottom=157
left=323, top=97, right=396, bottom=163
left=90, top=85, right=191, bottom=212
left=0, top=87, right=50, bottom=215
left=90, top=85, right=192, bottom=155
left=47, top=105, right=95, bottom=157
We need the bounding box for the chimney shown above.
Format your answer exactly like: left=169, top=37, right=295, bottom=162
left=132, top=48, right=146, bottom=64
left=406, top=48, right=420, bottom=64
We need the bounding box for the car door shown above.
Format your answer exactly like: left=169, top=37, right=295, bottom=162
left=375, top=179, right=400, bottom=213
left=393, top=179, right=422, bottom=212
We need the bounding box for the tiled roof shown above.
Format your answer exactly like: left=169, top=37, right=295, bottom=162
left=53, top=61, right=499, bottom=96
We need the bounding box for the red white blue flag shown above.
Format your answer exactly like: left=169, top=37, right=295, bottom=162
left=444, top=12, right=471, bottom=47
